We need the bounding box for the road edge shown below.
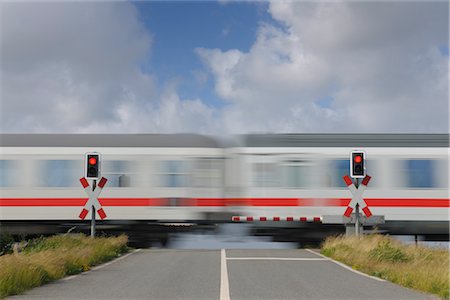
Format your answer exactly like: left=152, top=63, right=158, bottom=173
left=305, top=248, right=386, bottom=282
left=62, top=248, right=141, bottom=281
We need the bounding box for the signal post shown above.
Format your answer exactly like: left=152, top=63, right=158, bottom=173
left=80, top=153, right=108, bottom=237
left=347, top=151, right=367, bottom=236
left=323, top=150, right=384, bottom=235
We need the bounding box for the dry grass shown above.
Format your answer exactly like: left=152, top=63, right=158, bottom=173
left=321, top=234, right=449, bottom=299
left=0, top=234, right=128, bottom=298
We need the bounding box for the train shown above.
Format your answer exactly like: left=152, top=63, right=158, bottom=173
left=1, top=134, right=448, bottom=246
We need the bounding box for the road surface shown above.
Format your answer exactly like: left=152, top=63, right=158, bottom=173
left=9, top=248, right=436, bottom=300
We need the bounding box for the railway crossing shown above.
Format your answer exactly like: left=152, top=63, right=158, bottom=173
left=343, top=175, right=372, bottom=218
left=79, top=177, right=108, bottom=220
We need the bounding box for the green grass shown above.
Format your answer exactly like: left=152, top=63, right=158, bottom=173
left=0, top=234, right=128, bottom=298
left=321, top=234, right=449, bottom=299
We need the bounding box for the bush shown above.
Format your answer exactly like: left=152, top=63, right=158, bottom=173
left=321, top=234, right=449, bottom=299
left=0, top=234, right=15, bottom=256
left=369, top=240, right=410, bottom=262
left=23, top=234, right=85, bottom=254
left=0, top=234, right=128, bottom=298
left=0, top=255, right=48, bottom=297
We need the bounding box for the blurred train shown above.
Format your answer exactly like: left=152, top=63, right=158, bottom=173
left=1, top=134, right=449, bottom=245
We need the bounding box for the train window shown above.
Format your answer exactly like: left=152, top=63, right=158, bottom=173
left=365, top=160, right=379, bottom=188
left=281, top=161, right=311, bottom=189
left=437, top=159, right=448, bottom=188
left=0, top=160, right=18, bottom=187
left=193, top=158, right=222, bottom=187
left=404, top=160, right=435, bottom=188
left=326, top=160, right=349, bottom=188
left=161, top=160, right=189, bottom=187
left=253, top=163, right=279, bottom=187
left=325, top=159, right=378, bottom=188
left=40, top=160, right=78, bottom=187
left=102, top=160, right=133, bottom=187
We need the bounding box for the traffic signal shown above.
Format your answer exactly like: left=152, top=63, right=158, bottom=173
left=85, top=153, right=101, bottom=179
left=350, top=151, right=365, bottom=178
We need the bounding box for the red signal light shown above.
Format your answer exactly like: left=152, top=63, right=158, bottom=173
left=350, top=151, right=365, bottom=177
left=89, top=157, right=97, bottom=165
left=85, top=153, right=100, bottom=179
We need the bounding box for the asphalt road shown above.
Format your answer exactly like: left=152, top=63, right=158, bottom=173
left=9, top=248, right=437, bottom=300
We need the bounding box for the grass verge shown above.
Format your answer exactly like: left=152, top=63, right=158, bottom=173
left=0, top=234, right=128, bottom=298
left=321, top=234, right=449, bottom=299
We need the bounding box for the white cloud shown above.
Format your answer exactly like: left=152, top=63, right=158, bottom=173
left=1, top=2, right=151, bottom=132
left=0, top=2, right=218, bottom=134
left=199, top=1, right=449, bottom=133
left=1, top=1, right=448, bottom=134
left=78, top=83, right=219, bottom=134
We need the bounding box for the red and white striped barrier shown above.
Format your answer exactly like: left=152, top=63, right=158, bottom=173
left=79, top=177, right=108, bottom=220
left=343, top=175, right=372, bottom=217
left=232, top=216, right=322, bottom=222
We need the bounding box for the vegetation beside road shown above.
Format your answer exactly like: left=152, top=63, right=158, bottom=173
left=321, top=234, right=449, bottom=299
left=0, top=234, right=128, bottom=298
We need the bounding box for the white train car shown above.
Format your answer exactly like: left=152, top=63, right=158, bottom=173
left=1, top=133, right=448, bottom=244
left=229, top=134, right=449, bottom=241
left=0, top=134, right=228, bottom=245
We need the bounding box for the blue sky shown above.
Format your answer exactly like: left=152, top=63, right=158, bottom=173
left=135, top=1, right=273, bottom=107
left=1, top=1, right=448, bottom=133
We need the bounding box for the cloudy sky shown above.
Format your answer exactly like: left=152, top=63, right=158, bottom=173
left=1, top=1, right=448, bottom=134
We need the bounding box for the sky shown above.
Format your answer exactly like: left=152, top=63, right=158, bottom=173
left=0, top=1, right=448, bottom=134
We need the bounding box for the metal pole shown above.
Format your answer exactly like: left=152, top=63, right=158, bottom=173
left=355, top=203, right=360, bottom=236
left=355, top=178, right=360, bottom=236
left=91, top=179, right=96, bottom=238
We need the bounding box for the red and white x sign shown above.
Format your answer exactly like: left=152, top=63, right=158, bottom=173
left=343, top=175, right=372, bottom=218
left=79, top=177, right=108, bottom=220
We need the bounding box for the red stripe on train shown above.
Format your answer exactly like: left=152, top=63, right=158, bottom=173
left=0, top=198, right=167, bottom=206
left=0, top=198, right=448, bottom=207
left=100, top=198, right=167, bottom=206
left=1, top=198, right=86, bottom=206
left=365, top=199, right=450, bottom=207
left=248, top=198, right=299, bottom=206
left=301, top=198, right=349, bottom=206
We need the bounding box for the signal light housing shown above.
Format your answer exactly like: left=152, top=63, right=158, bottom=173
left=85, top=152, right=101, bottom=180
left=350, top=151, right=365, bottom=178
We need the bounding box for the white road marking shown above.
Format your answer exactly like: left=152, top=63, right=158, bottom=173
left=305, top=249, right=385, bottom=282
left=220, top=249, right=231, bottom=300
left=227, top=257, right=327, bottom=261
left=62, top=274, right=79, bottom=281
left=62, top=249, right=141, bottom=281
